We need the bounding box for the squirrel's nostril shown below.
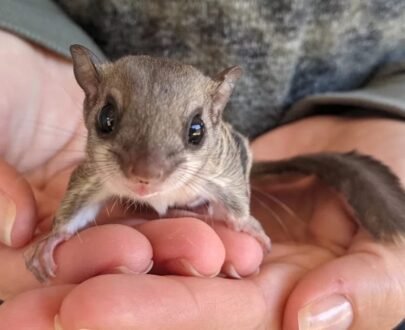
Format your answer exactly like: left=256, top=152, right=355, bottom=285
left=134, top=177, right=150, bottom=185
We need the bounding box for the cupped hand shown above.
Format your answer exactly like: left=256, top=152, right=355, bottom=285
left=0, top=30, right=263, bottom=325
left=1, top=29, right=405, bottom=330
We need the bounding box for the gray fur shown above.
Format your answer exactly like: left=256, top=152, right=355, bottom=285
left=55, top=0, right=405, bottom=137
left=53, top=161, right=103, bottom=229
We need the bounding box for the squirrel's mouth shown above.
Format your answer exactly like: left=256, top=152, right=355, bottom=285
left=125, top=180, right=161, bottom=198
left=132, top=183, right=152, bottom=196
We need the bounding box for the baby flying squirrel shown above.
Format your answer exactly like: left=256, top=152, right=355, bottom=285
left=26, top=44, right=269, bottom=282
left=26, top=45, right=405, bottom=282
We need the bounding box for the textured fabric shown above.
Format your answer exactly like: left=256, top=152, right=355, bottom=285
left=55, top=0, right=405, bottom=137
left=282, top=65, right=405, bottom=124
left=0, top=0, right=104, bottom=59
left=2, top=0, right=405, bottom=137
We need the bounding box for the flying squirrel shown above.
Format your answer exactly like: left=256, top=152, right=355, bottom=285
left=25, top=45, right=405, bottom=282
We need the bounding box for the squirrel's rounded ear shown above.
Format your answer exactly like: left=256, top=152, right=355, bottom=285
left=70, top=44, right=102, bottom=101
left=211, top=66, right=243, bottom=121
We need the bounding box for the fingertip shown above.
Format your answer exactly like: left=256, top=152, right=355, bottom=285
left=53, top=224, right=153, bottom=283
left=284, top=250, right=405, bottom=330
left=138, top=218, right=226, bottom=277
left=283, top=258, right=354, bottom=330
left=0, top=161, right=36, bottom=248
left=213, top=224, right=264, bottom=278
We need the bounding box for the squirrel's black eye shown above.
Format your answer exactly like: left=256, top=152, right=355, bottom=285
left=188, top=114, right=205, bottom=145
left=97, top=104, right=116, bottom=134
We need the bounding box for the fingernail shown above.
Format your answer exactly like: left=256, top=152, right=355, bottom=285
left=0, top=191, right=16, bottom=246
left=222, top=262, right=241, bottom=279
left=54, top=315, right=63, bottom=330
left=298, top=294, right=353, bottom=330
left=165, top=258, right=216, bottom=277
left=112, top=260, right=154, bottom=275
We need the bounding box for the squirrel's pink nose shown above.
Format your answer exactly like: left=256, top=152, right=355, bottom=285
left=128, top=167, right=164, bottom=184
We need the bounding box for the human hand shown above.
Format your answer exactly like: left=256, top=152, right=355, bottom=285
left=1, top=29, right=405, bottom=329
left=0, top=29, right=87, bottom=297
left=251, top=115, right=405, bottom=329
left=0, top=30, right=264, bottom=328
left=3, top=106, right=405, bottom=330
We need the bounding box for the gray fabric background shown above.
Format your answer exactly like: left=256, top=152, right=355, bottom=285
left=1, top=0, right=405, bottom=138
left=55, top=0, right=405, bottom=137
left=0, top=0, right=104, bottom=59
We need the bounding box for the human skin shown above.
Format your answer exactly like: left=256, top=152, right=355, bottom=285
left=0, top=30, right=404, bottom=329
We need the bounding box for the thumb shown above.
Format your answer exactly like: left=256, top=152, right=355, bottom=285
left=0, top=160, right=36, bottom=247
left=284, top=239, right=405, bottom=330
left=0, top=160, right=37, bottom=299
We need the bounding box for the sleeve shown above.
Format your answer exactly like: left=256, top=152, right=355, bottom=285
left=281, top=64, right=405, bottom=125
left=0, top=0, right=104, bottom=60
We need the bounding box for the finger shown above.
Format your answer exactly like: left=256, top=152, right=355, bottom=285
left=212, top=224, right=263, bottom=278
left=0, top=285, right=73, bottom=330
left=48, top=224, right=153, bottom=284
left=137, top=218, right=226, bottom=277
left=139, top=218, right=263, bottom=278
left=1, top=224, right=152, bottom=298
left=0, top=160, right=36, bottom=247
left=58, top=274, right=267, bottom=330
left=284, top=238, right=405, bottom=330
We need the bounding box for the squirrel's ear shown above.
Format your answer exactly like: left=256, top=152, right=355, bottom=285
left=211, top=66, right=242, bottom=121
left=70, top=44, right=102, bottom=101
